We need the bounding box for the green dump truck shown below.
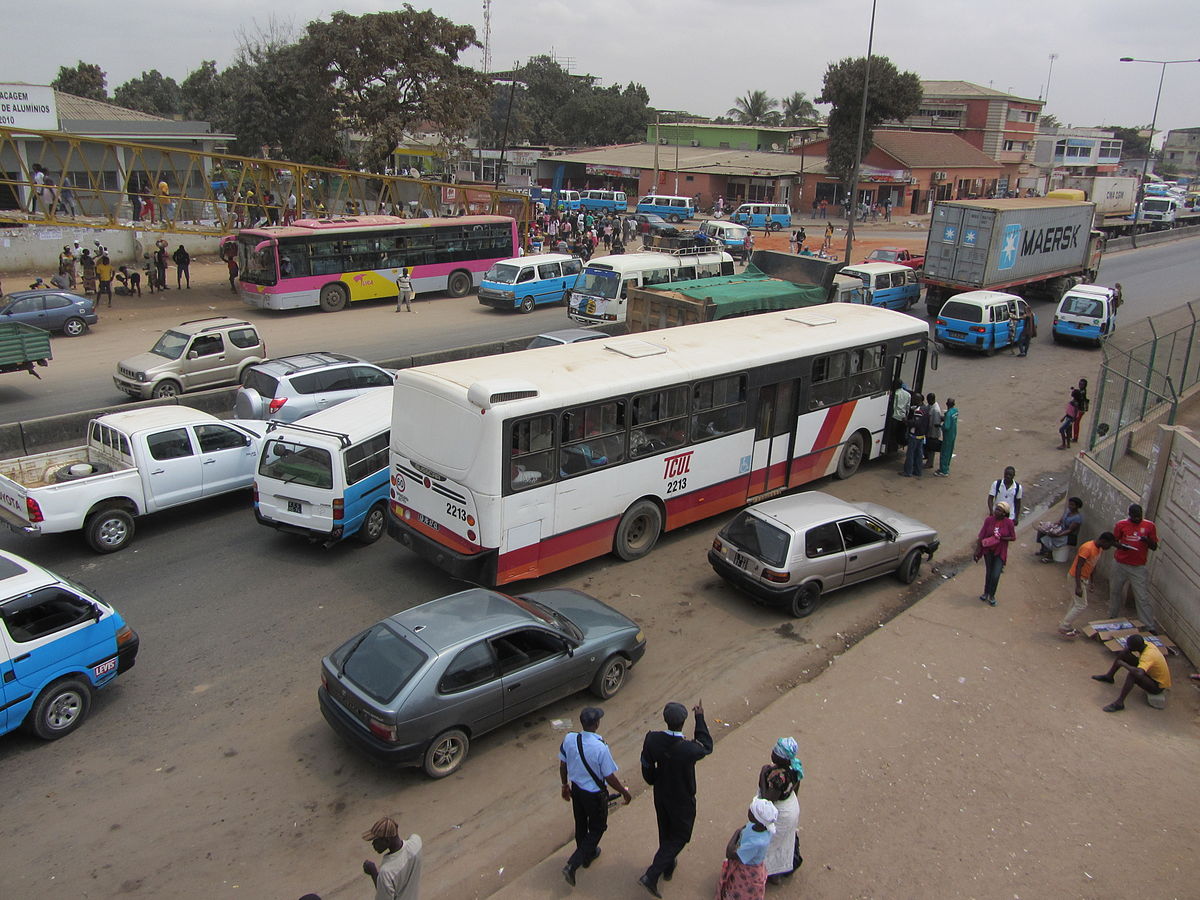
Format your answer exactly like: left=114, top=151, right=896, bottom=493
left=0, top=321, right=52, bottom=377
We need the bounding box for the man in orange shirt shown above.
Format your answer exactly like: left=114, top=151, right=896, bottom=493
left=1057, top=532, right=1115, bottom=638
left=1092, top=634, right=1172, bottom=712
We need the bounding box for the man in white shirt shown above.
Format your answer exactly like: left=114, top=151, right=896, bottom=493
left=559, top=707, right=632, bottom=886
left=987, top=466, right=1023, bottom=526
left=363, top=816, right=422, bottom=900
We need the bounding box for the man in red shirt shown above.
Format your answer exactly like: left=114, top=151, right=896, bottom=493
left=1107, top=504, right=1159, bottom=631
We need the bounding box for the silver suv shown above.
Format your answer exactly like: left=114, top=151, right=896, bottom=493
left=708, top=492, right=940, bottom=618
left=234, top=352, right=394, bottom=423
left=114, top=317, right=266, bottom=400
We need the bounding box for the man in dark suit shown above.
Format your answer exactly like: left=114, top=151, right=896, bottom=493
left=637, top=700, right=713, bottom=897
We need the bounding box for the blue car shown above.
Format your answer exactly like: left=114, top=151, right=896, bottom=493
left=1, top=289, right=97, bottom=336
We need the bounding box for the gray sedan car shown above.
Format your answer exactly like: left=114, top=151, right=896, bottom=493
left=708, top=491, right=939, bottom=618
left=319, top=588, right=646, bottom=778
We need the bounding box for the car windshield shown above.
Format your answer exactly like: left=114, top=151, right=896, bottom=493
left=939, top=301, right=984, bottom=323
left=511, top=594, right=584, bottom=642
left=575, top=268, right=621, bottom=299
left=721, top=512, right=791, bottom=567
left=335, top=623, right=428, bottom=704
left=872, top=250, right=899, bottom=261
left=527, top=335, right=564, bottom=349
left=150, top=330, right=189, bottom=360
left=485, top=264, right=521, bottom=284
left=258, top=440, right=333, bottom=489
left=1144, top=199, right=1171, bottom=212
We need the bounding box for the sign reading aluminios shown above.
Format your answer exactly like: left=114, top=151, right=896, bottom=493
left=0, top=84, right=59, bottom=130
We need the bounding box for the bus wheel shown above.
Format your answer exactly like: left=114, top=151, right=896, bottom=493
left=447, top=270, right=472, bottom=297
left=319, top=283, right=348, bottom=312
left=614, top=500, right=662, bottom=561
left=835, top=432, right=866, bottom=480
left=520, top=296, right=535, bottom=314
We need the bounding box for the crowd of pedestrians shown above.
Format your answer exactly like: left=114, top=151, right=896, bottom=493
left=526, top=207, right=635, bottom=260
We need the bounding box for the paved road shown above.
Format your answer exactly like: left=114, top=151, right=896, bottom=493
left=1, top=236, right=1197, bottom=424
left=0, top=237, right=1197, bottom=897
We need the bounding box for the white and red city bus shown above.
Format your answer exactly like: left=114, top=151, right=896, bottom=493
left=387, top=304, right=932, bottom=585
left=230, top=214, right=518, bottom=312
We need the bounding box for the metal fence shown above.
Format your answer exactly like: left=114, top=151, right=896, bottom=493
left=1087, top=300, right=1200, bottom=492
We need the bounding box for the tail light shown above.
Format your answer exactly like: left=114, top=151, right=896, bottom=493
left=935, top=318, right=946, bottom=327
left=762, top=569, right=790, bottom=584
left=333, top=498, right=344, bottom=520
left=367, top=716, right=398, bottom=742
left=252, top=485, right=259, bottom=503
left=970, top=326, right=986, bottom=333
left=26, top=497, right=43, bottom=523
left=268, top=397, right=287, bottom=414
left=320, top=670, right=328, bottom=692
left=116, top=624, right=136, bottom=646
left=711, top=537, right=724, bottom=552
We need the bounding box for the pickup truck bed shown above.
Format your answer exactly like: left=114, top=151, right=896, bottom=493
left=0, top=445, right=127, bottom=489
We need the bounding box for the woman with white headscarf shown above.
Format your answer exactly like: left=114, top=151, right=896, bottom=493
left=758, top=736, right=803, bottom=884
left=715, top=797, right=778, bottom=900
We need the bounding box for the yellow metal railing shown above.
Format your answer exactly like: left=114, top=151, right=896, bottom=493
left=0, top=127, right=529, bottom=237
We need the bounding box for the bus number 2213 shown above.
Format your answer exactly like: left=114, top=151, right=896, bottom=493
left=665, top=477, right=688, bottom=494
left=446, top=503, right=468, bottom=521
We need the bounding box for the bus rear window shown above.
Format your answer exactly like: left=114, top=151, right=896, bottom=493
left=938, top=301, right=984, bottom=323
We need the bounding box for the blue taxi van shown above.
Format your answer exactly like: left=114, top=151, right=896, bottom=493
left=0, top=549, right=139, bottom=741
left=635, top=194, right=695, bottom=223
left=1052, top=284, right=1118, bottom=347
left=580, top=190, right=627, bottom=213
left=839, top=263, right=920, bottom=311
left=478, top=254, right=584, bottom=313
left=731, top=203, right=792, bottom=231
left=935, top=290, right=1035, bottom=354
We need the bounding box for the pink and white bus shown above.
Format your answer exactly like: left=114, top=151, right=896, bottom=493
left=386, top=304, right=933, bottom=585
left=229, top=215, right=518, bottom=312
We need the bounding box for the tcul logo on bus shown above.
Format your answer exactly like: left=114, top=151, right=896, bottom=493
left=663, top=451, right=693, bottom=479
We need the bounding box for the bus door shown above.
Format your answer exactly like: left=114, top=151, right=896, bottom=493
left=886, top=344, right=928, bottom=452
left=748, top=379, right=798, bottom=497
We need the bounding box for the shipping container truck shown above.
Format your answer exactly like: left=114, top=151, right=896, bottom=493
left=922, top=199, right=1103, bottom=317
left=1050, top=176, right=1139, bottom=235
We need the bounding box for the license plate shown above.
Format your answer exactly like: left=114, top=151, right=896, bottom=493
left=949, top=331, right=965, bottom=339
left=418, top=513, right=440, bottom=531
left=733, top=551, right=749, bottom=570
left=93, top=658, right=117, bottom=677
left=287, top=500, right=302, bottom=513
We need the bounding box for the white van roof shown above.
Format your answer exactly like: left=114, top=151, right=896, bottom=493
left=841, top=262, right=912, bottom=276
left=268, top=387, right=393, bottom=445
left=946, top=290, right=1023, bottom=305
left=494, top=253, right=575, bottom=268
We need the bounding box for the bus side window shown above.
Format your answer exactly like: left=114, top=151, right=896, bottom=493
left=691, top=374, right=747, bottom=441
left=809, top=352, right=849, bottom=409
left=510, top=415, right=556, bottom=490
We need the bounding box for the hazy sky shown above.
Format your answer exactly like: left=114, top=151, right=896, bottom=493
left=7, top=0, right=1199, bottom=142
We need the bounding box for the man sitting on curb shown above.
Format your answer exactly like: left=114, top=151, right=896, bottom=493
left=1092, top=633, right=1171, bottom=712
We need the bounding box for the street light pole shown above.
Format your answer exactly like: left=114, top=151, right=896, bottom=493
left=1119, top=56, right=1200, bottom=248
left=844, top=0, right=878, bottom=265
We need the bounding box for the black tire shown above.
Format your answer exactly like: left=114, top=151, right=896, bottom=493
left=84, top=507, right=134, bottom=553
left=447, top=270, right=472, bottom=297
left=790, top=583, right=820, bottom=618
left=835, top=432, right=866, bottom=480
left=897, top=548, right=923, bottom=585
left=151, top=379, right=181, bottom=399
left=26, top=678, right=92, bottom=740
left=53, top=460, right=113, bottom=483
left=769, top=222, right=781, bottom=232
left=62, top=316, right=88, bottom=337
left=590, top=656, right=628, bottom=700
left=423, top=728, right=469, bottom=778
left=613, top=500, right=663, bottom=561
left=519, top=296, right=535, bottom=314
left=1052, top=330, right=1062, bottom=344
left=668, top=214, right=681, bottom=224
left=319, top=283, right=348, bottom=312
left=356, top=501, right=387, bottom=545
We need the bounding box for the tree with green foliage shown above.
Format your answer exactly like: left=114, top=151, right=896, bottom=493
left=302, top=6, right=489, bottom=168
left=817, top=56, right=922, bottom=185
left=51, top=62, right=108, bottom=102
left=780, top=91, right=820, bottom=126
left=1106, top=125, right=1151, bottom=161
left=181, top=61, right=222, bottom=122
left=728, top=91, right=779, bottom=126
left=1038, top=112, right=1062, bottom=130
left=113, top=70, right=182, bottom=117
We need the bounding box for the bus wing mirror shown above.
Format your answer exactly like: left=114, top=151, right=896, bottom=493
left=254, top=240, right=274, bottom=254
left=930, top=348, right=939, bottom=372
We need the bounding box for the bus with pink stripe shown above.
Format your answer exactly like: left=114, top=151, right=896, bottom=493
left=385, top=304, right=933, bottom=586
left=228, top=215, right=518, bottom=312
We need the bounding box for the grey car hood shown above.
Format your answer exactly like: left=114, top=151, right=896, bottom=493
left=118, top=351, right=173, bottom=374
left=524, top=588, right=639, bottom=641
left=854, top=501, right=937, bottom=540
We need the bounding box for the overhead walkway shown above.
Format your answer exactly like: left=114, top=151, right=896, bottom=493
left=0, top=127, right=529, bottom=238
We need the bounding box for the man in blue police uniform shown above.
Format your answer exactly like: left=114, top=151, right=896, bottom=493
left=559, top=706, right=632, bottom=887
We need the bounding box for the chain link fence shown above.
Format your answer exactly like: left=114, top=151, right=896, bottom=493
left=1087, top=300, right=1200, bottom=493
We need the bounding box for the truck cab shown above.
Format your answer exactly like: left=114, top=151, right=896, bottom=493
left=1052, top=284, right=1117, bottom=347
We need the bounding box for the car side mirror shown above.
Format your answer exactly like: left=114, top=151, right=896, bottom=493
left=187, top=350, right=198, bottom=359
left=90, top=603, right=103, bottom=622
left=562, top=638, right=575, bottom=657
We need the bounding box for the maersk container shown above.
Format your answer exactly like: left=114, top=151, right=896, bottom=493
left=924, top=199, right=1096, bottom=290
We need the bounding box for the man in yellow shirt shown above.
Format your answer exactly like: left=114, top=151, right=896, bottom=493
left=1092, top=633, right=1171, bottom=712
left=1057, top=532, right=1115, bottom=638
left=94, top=254, right=115, bottom=307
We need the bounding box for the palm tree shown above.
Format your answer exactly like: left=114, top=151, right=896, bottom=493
left=727, top=91, right=779, bottom=126
left=780, top=91, right=819, bottom=126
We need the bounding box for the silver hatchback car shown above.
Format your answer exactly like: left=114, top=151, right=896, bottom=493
left=318, top=588, right=646, bottom=778
left=234, top=352, right=393, bottom=423
left=708, top=491, right=939, bottom=618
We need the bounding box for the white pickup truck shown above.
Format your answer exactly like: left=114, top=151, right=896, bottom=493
left=0, top=407, right=267, bottom=553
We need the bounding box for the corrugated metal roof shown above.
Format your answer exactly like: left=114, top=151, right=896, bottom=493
left=544, top=143, right=807, bottom=176
left=55, top=90, right=171, bottom=123
left=920, top=80, right=1039, bottom=105
left=873, top=131, right=1002, bottom=169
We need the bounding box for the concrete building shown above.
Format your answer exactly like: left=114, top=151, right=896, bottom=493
left=1033, top=127, right=1123, bottom=180
left=1161, top=127, right=1200, bottom=177
left=646, top=122, right=821, bottom=153
left=889, top=81, right=1044, bottom=187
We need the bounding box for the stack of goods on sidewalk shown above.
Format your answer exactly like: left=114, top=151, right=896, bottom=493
left=1082, top=618, right=1178, bottom=656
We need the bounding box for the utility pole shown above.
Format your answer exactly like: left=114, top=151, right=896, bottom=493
left=844, top=0, right=878, bottom=265
left=653, top=113, right=660, bottom=193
